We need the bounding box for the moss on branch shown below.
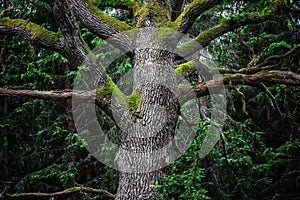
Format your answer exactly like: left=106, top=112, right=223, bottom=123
left=175, top=60, right=195, bottom=76
left=0, top=18, right=59, bottom=44
left=177, top=0, right=288, bottom=56
left=135, top=1, right=171, bottom=28
left=95, top=75, right=126, bottom=103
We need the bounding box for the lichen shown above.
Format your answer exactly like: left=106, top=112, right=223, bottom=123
left=175, top=60, right=195, bottom=76
left=0, top=18, right=59, bottom=43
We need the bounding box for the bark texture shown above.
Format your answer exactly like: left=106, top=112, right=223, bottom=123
left=115, top=28, right=180, bottom=199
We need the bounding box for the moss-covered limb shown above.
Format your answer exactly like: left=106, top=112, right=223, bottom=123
left=174, top=0, right=222, bottom=33
left=0, top=87, right=115, bottom=119
left=4, top=187, right=115, bottom=199
left=0, top=18, right=60, bottom=49
left=67, top=0, right=132, bottom=52
left=177, top=0, right=288, bottom=57
left=135, top=1, right=171, bottom=28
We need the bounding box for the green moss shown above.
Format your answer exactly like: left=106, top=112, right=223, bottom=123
left=135, top=5, right=150, bottom=28
left=128, top=90, right=143, bottom=118
left=135, top=2, right=171, bottom=28
left=96, top=75, right=126, bottom=103
left=84, top=0, right=131, bottom=32
left=0, top=18, right=59, bottom=43
left=175, top=60, right=195, bottom=76
left=174, top=0, right=205, bottom=30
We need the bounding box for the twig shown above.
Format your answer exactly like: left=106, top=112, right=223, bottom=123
left=231, top=86, right=248, bottom=116
left=0, top=36, right=7, bottom=76
left=0, top=0, right=14, bottom=17
left=260, top=82, right=283, bottom=117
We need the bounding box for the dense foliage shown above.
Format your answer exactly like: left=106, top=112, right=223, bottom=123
left=1, top=0, right=300, bottom=199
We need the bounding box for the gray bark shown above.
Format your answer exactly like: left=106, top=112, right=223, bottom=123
left=115, top=28, right=180, bottom=199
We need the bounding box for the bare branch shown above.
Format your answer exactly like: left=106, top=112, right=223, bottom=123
left=175, top=0, right=222, bottom=33
left=4, top=187, right=115, bottom=199
left=0, top=88, right=92, bottom=101
left=196, top=70, right=300, bottom=97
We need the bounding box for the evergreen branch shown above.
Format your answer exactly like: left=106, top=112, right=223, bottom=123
left=175, top=0, right=223, bottom=33
left=3, top=187, right=115, bottom=199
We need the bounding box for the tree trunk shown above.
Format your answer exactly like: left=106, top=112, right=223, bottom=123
left=115, top=28, right=180, bottom=199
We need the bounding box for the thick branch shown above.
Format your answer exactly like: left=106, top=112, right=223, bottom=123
left=2, top=70, right=300, bottom=100
left=177, top=0, right=288, bottom=57
left=68, top=0, right=132, bottom=52
left=4, top=187, right=115, bottom=199
left=175, top=0, right=222, bottom=33
left=0, top=88, right=92, bottom=101
left=0, top=18, right=60, bottom=51
left=196, top=70, right=300, bottom=97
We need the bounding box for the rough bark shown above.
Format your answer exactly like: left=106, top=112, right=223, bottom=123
left=67, top=0, right=132, bottom=52
left=113, top=27, right=180, bottom=199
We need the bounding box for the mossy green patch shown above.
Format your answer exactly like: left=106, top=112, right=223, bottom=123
left=135, top=2, right=171, bottom=28
left=0, top=18, right=59, bottom=43
left=96, top=75, right=126, bottom=103
left=175, top=60, right=195, bottom=76
left=128, top=90, right=143, bottom=118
